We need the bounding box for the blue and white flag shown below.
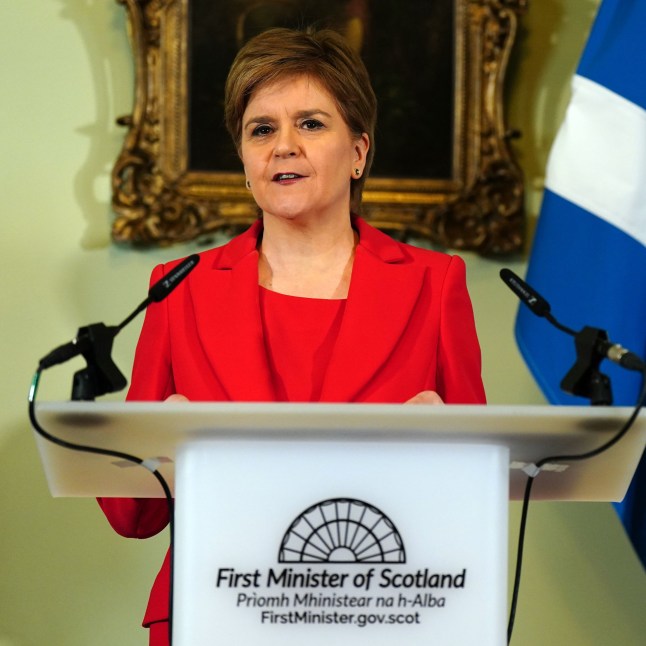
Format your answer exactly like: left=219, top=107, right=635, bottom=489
left=515, top=0, right=646, bottom=567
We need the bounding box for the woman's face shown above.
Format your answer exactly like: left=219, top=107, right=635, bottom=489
left=240, top=75, right=369, bottom=224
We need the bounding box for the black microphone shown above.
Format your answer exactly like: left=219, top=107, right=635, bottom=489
left=499, top=268, right=576, bottom=336
left=148, top=254, right=200, bottom=303
left=38, top=254, right=200, bottom=371
left=500, top=268, right=646, bottom=374
left=499, top=268, right=552, bottom=319
left=113, top=254, right=201, bottom=334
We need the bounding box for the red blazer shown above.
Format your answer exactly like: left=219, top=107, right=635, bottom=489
left=99, top=216, right=486, bottom=627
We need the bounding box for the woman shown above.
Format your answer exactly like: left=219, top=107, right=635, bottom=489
left=99, top=27, right=485, bottom=645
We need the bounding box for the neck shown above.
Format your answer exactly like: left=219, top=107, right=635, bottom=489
left=258, top=214, right=357, bottom=298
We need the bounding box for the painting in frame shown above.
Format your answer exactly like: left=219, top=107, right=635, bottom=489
left=112, top=0, right=526, bottom=254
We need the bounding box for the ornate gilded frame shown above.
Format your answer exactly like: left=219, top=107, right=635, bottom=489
left=112, top=0, right=526, bottom=253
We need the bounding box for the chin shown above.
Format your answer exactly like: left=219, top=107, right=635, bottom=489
left=259, top=203, right=312, bottom=221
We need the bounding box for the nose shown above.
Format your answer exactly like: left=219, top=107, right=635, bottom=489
left=273, top=127, right=300, bottom=158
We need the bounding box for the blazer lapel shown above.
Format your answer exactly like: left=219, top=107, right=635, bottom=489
left=189, top=222, right=277, bottom=401
left=320, top=220, right=427, bottom=402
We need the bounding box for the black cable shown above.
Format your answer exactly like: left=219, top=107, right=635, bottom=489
left=28, top=368, right=176, bottom=645
left=507, top=471, right=535, bottom=643
left=507, top=371, right=646, bottom=643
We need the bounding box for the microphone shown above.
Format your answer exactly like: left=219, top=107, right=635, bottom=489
left=499, top=268, right=576, bottom=337
left=39, top=255, right=200, bottom=370
left=148, top=254, right=200, bottom=303
left=500, top=267, right=646, bottom=372
left=37, top=254, right=200, bottom=398
left=113, top=254, right=201, bottom=335
left=499, top=268, right=552, bottom=319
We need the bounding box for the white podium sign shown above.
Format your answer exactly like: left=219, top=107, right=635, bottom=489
left=174, top=440, right=508, bottom=645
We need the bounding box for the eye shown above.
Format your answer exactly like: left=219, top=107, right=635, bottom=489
left=301, top=118, right=324, bottom=131
left=250, top=124, right=273, bottom=137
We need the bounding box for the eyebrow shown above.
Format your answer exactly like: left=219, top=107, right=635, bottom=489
left=243, top=109, right=333, bottom=131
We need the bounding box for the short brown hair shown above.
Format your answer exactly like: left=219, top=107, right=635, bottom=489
left=224, top=27, right=377, bottom=213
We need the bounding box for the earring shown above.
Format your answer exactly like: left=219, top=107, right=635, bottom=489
left=354, top=168, right=361, bottom=177
left=245, top=179, right=251, bottom=189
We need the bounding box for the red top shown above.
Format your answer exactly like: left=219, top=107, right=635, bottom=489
left=259, top=287, right=346, bottom=402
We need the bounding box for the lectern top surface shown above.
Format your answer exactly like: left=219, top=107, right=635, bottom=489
left=33, top=402, right=645, bottom=501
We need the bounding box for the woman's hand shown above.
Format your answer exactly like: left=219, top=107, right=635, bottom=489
left=405, top=390, right=444, bottom=405
left=164, top=394, right=189, bottom=403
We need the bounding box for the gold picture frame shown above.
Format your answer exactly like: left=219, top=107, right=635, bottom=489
left=112, top=0, right=526, bottom=253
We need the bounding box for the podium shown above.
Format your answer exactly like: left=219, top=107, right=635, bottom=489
left=33, top=402, right=646, bottom=646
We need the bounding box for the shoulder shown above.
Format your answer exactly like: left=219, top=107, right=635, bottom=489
left=157, top=220, right=262, bottom=276
left=354, top=216, right=463, bottom=274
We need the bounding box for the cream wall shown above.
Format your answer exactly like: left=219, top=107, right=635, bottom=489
left=1, top=1, right=644, bottom=645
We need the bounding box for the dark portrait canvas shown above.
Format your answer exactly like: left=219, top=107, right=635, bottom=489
left=188, top=0, right=455, bottom=180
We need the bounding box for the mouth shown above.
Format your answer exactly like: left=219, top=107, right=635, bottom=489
left=272, top=173, right=306, bottom=182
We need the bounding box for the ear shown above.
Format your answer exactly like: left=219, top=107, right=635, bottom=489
left=352, top=133, right=370, bottom=175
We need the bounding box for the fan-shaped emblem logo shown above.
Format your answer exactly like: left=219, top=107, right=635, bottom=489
left=278, top=498, right=406, bottom=563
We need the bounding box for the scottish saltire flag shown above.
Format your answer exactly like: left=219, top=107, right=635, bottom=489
left=515, top=0, right=646, bottom=567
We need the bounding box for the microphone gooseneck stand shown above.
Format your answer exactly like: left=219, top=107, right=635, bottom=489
left=29, top=254, right=200, bottom=646
left=500, top=268, right=646, bottom=643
